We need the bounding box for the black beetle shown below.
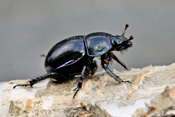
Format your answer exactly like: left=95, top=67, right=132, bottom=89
left=13, top=24, right=134, bottom=98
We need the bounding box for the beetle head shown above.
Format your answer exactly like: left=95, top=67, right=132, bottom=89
left=111, top=24, right=134, bottom=51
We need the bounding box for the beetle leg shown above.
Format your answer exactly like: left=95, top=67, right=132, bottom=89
left=111, top=52, right=129, bottom=70
left=101, top=58, right=130, bottom=84
left=73, top=66, right=86, bottom=98
left=102, top=63, right=122, bottom=83
left=13, top=74, right=52, bottom=89
left=87, top=60, right=97, bottom=78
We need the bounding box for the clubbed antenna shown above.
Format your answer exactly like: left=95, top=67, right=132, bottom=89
left=122, top=23, right=129, bottom=36
left=129, top=35, right=134, bottom=40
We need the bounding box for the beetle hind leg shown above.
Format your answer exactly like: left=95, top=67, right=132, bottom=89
left=13, top=74, right=52, bottom=89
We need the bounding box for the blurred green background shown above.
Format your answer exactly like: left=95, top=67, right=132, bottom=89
left=0, top=0, right=175, bottom=81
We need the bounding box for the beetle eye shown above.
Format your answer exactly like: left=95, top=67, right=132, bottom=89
left=116, top=39, right=122, bottom=44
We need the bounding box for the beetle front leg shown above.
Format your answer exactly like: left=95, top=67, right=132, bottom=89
left=112, top=53, right=129, bottom=70
left=73, top=66, right=87, bottom=98
left=101, top=58, right=130, bottom=84
left=102, top=63, right=122, bottom=83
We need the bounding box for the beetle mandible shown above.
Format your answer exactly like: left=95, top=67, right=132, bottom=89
left=13, top=24, right=134, bottom=98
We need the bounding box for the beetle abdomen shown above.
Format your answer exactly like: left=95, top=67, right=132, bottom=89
left=85, top=32, right=112, bottom=57
left=45, top=36, right=85, bottom=73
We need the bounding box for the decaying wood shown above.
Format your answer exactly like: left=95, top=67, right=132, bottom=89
left=0, top=63, right=175, bottom=116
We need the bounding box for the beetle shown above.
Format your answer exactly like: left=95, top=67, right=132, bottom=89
left=13, top=24, right=134, bottom=98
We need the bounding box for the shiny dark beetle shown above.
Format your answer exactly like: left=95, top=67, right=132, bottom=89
left=14, top=24, right=134, bottom=98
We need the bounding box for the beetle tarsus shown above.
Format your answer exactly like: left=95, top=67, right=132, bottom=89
left=13, top=84, right=31, bottom=89
left=73, top=82, right=82, bottom=98
left=13, top=74, right=52, bottom=89
left=73, top=66, right=86, bottom=98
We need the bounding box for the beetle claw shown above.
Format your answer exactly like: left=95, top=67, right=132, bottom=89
left=73, top=87, right=80, bottom=99
left=121, top=80, right=131, bottom=84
